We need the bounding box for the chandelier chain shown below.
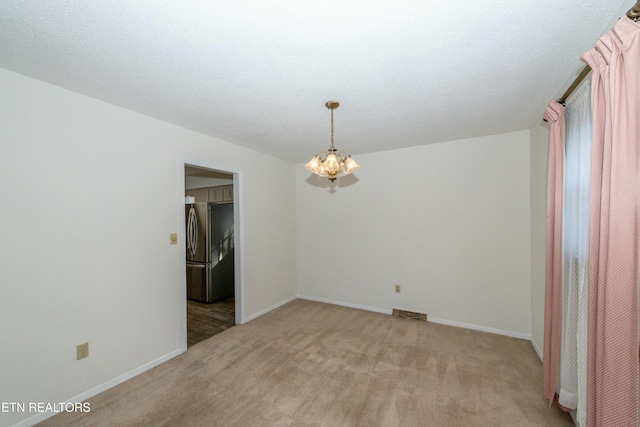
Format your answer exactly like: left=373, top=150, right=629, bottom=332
left=330, top=107, right=334, bottom=149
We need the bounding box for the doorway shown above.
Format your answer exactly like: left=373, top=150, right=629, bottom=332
left=184, top=164, right=239, bottom=347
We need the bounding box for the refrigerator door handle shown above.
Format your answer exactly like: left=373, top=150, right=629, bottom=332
left=186, top=205, right=198, bottom=258
left=187, top=264, right=206, bottom=269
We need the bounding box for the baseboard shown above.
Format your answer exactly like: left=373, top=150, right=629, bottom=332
left=14, top=348, right=184, bottom=427
left=529, top=336, right=543, bottom=361
left=243, top=294, right=298, bottom=323
left=297, top=295, right=533, bottom=342
left=427, top=316, right=531, bottom=340
left=297, top=294, right=393, bottom=315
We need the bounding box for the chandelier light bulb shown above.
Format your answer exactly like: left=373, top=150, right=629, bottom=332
left=324, top=152, right=340, bottom=173
left=305, top=155, right=322, bottom=173
left=343, top=155, right=360, bottom=174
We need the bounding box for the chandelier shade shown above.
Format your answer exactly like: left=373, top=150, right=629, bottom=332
left=305, top=101, right=360, bottom=182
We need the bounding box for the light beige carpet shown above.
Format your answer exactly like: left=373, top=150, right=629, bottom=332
left=39, top=299, right=573, bottom=426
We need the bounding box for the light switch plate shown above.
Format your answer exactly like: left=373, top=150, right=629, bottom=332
left=170, top=233, right=178, bottom=245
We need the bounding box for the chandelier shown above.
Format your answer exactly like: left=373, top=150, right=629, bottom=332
left=305, top=101, right=360, bottom=182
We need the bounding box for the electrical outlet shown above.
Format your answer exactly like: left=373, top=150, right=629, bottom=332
left=170, top=233, right=178, bottom=245
left=77, top=342, right=89, bottom=360
left=394, top=284, right=401, bottom=293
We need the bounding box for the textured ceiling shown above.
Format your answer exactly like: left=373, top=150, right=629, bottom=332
left=0, top=1, right=633, bottom=162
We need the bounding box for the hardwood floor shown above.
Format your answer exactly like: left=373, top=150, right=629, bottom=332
left=187, top=297, right=235, bottom=347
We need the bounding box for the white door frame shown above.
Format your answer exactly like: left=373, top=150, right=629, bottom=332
left=179, top=159, right=245, bottom=351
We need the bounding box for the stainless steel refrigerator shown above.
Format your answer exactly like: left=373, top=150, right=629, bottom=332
left=185, top=202, right=234, bottom=303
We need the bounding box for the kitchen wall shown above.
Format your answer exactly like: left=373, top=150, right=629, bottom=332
left=185, top=175, right=233, bottom=189
left=0, top=67, right=297, bottom=426
left=296, top=130, right=533, bottom=337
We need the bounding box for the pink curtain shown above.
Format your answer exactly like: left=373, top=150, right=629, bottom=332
left=580, top=16, right=639, bottom=427
left=542, top=101, right=565, bottom=404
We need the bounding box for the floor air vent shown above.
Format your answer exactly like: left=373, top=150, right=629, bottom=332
left=392, top=308, right=427, bottom=321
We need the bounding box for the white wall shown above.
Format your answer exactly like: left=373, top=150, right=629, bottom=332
left=529, top=119, right=550, bottom=359
left=296, top=130, right=533, bottom=337
left=0, top=68, right=297, bottom=426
